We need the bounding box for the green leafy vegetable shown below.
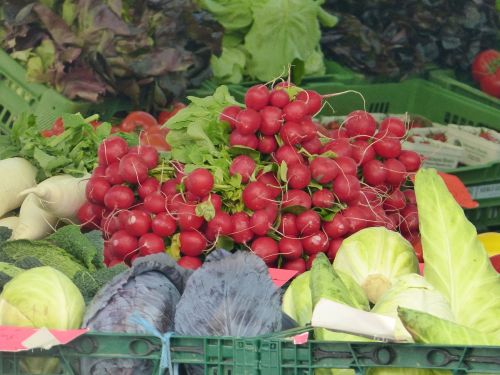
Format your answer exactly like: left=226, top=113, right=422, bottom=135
left=333, top=227, right=419, bottom=304
left=0, top=262, right=22, bottom=292
left=282, top=271, right=312, bottom=326
left=414, top=168, right=500, bottom=335
left=0, top=113, right=131, bottom=180
left=398, top=307, right=500, bottom=346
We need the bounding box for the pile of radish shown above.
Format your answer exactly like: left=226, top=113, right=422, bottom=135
left=78, top=82, right=423, bottom=273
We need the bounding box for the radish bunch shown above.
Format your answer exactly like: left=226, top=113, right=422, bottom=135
left=78, top=82, right=424, bottom=273
left=217, top=83, right=423, bottom=273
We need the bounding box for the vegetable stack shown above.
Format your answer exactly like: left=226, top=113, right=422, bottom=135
left=80, top=82, right=423, bottom=271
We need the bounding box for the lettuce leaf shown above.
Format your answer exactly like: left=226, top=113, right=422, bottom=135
left=414, top=169, right=500, bottom=335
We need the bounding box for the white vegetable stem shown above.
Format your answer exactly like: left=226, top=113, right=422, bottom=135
left=0, top=216, right=19, bottom=233
left=12, top=193, right=58, bottom=240
left=0, top=158, right=37, bottom=217
left=19, top=174, right=89, bottom=223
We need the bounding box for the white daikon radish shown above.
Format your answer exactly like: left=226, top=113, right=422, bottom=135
left=0, top=216, right=19, bottom=233
left=12, top=193, right=58, bottom=240
left=0, top=158, right=37, bottom=217
left=19, top=174, right=89, bottom=223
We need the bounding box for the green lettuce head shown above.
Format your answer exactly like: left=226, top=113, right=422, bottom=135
left=333, top=227, right=419, bottom=304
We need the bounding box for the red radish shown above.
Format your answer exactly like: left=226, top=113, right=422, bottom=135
left=231, top=212, right=254, bottom=244
left=351, top=140, right=376, bottom=165
left=302, top=232, right=329, bottom=255
left=250, top=210, right=272, bottom=236
left=312, top=189, right=334, bottom=208
left=287, top=163, right=311, bottom=189
left=296, top=210, right=321, bottom=236
left=229, top=130, right=259, bottom=149
left=118, top=211, right=131, bottom=228
left=86, top=177, right=111, bottom=205
left=323, top=214, right=349, bottom=239
left=332, top=174, right=361, bottom=202
left=258, top=135, right=278, bottom=154
left=279, top=213, right=299, bottom=237
left=101, top=214, right=121, bottom=237
left=322, top=138, right=353, bottom=158
left=306, top=253, right=318, bottom=270
left=279, top=237, right=303, bottom=260
left=110, top=230, right=138, bottom=260
left=91, top=166, right=107, bottom=179
left=282, top=258, right=306, bottom=274
left=242, top=181, right=271, bottom=211
left=302, top=137, right=322, bottom=154
left=280, top=121, right=304, bottom=146
left=269, top=89, right=290, bottom=108
left=230, top=155, right=256, bottom=183
left=177, top=256, right=202, bottom=270
left=379, top=117, right=406, bottom=138
left=260, top=106, right=283, bottom=135
left=398, top=150, right=422, bottom=172
left=301, top=119, right=318, bottom=141
left=310, top=157, right=339, bottom=184
left=257, top=172, right=281, bottom=198
left=77, top=202, right=103, bottom=230
left=125, top=210, right=152, bottom=237
left=282, top=189, right=312, bottom=210
left=185, top=168, right=214, bottom=198
left=274, top=145, right=305, bottom=166
left=343, top=206, right=371, bottom=233
left=138, top=233, right=165, bottom=256
left=138, top=177, right=161, bottom=200
left=236, top=109, right=261, bottom=135
left=251, top=237, right=279, bottom=265
left=283, top=101, right=307, bottom=122
left=128, top=145, right=159, bottom=169
left=263, top=201, right=279, bottom=222
left=152, top=212, right=177, bottom=237
left=143, top=191, right=167, bottom=214
left=329, top=128, right=347, bottom=139
left=98, top=137, right=128, bottom=166
left=403, top=190, right=417, bottom=205
left=180, top=231, right=207, bottom=256
left=206, top=211, right=234, bottom=239
left=400, top=205, right=419, bottom=233
left=363, top=159, right=387, bottom=186
left=202, top=193, right=223, bottom=212
left=220, top=105, right=241, bottom=128
left=296, top=90, right=322, bottom=115
left=373, top=135, right=402, bottom=159
left=383, top=189, right=406, bottom=212
left=383, top=159, right=407, bottom=186
left=118, top=154, right=148, bottom=184
left=103, top=185, right=135, bottom=210
left=360, top=186, right=382, bottom=206
left=327, top=238, right=343, bottom=260
left=161, top=179, right=178, bottom=197
left=245, top=85, right=269, bottom=110
left=275, top=81, right=295, bottom=89
left=345, top=110, right=376, bottom=140
left=105, top=163, right=124, bottom=185
left=334, top=156, right=357, bottom=176
left=177, top=203, right=204, bottom=230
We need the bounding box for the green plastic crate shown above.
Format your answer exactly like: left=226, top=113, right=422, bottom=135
left=1, top=330, right=500, bottom=374
left=428, top=69, right=500, bottom=111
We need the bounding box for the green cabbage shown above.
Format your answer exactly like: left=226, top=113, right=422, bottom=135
left=372, top=274, right=454, bottom=342
left=415, top=169, right=500, bottom=334
left=0, top=266, right=85, bottom=374
left=282, top=271, right=312, bottom=327
left=333, top=227, right=419, bottom=304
